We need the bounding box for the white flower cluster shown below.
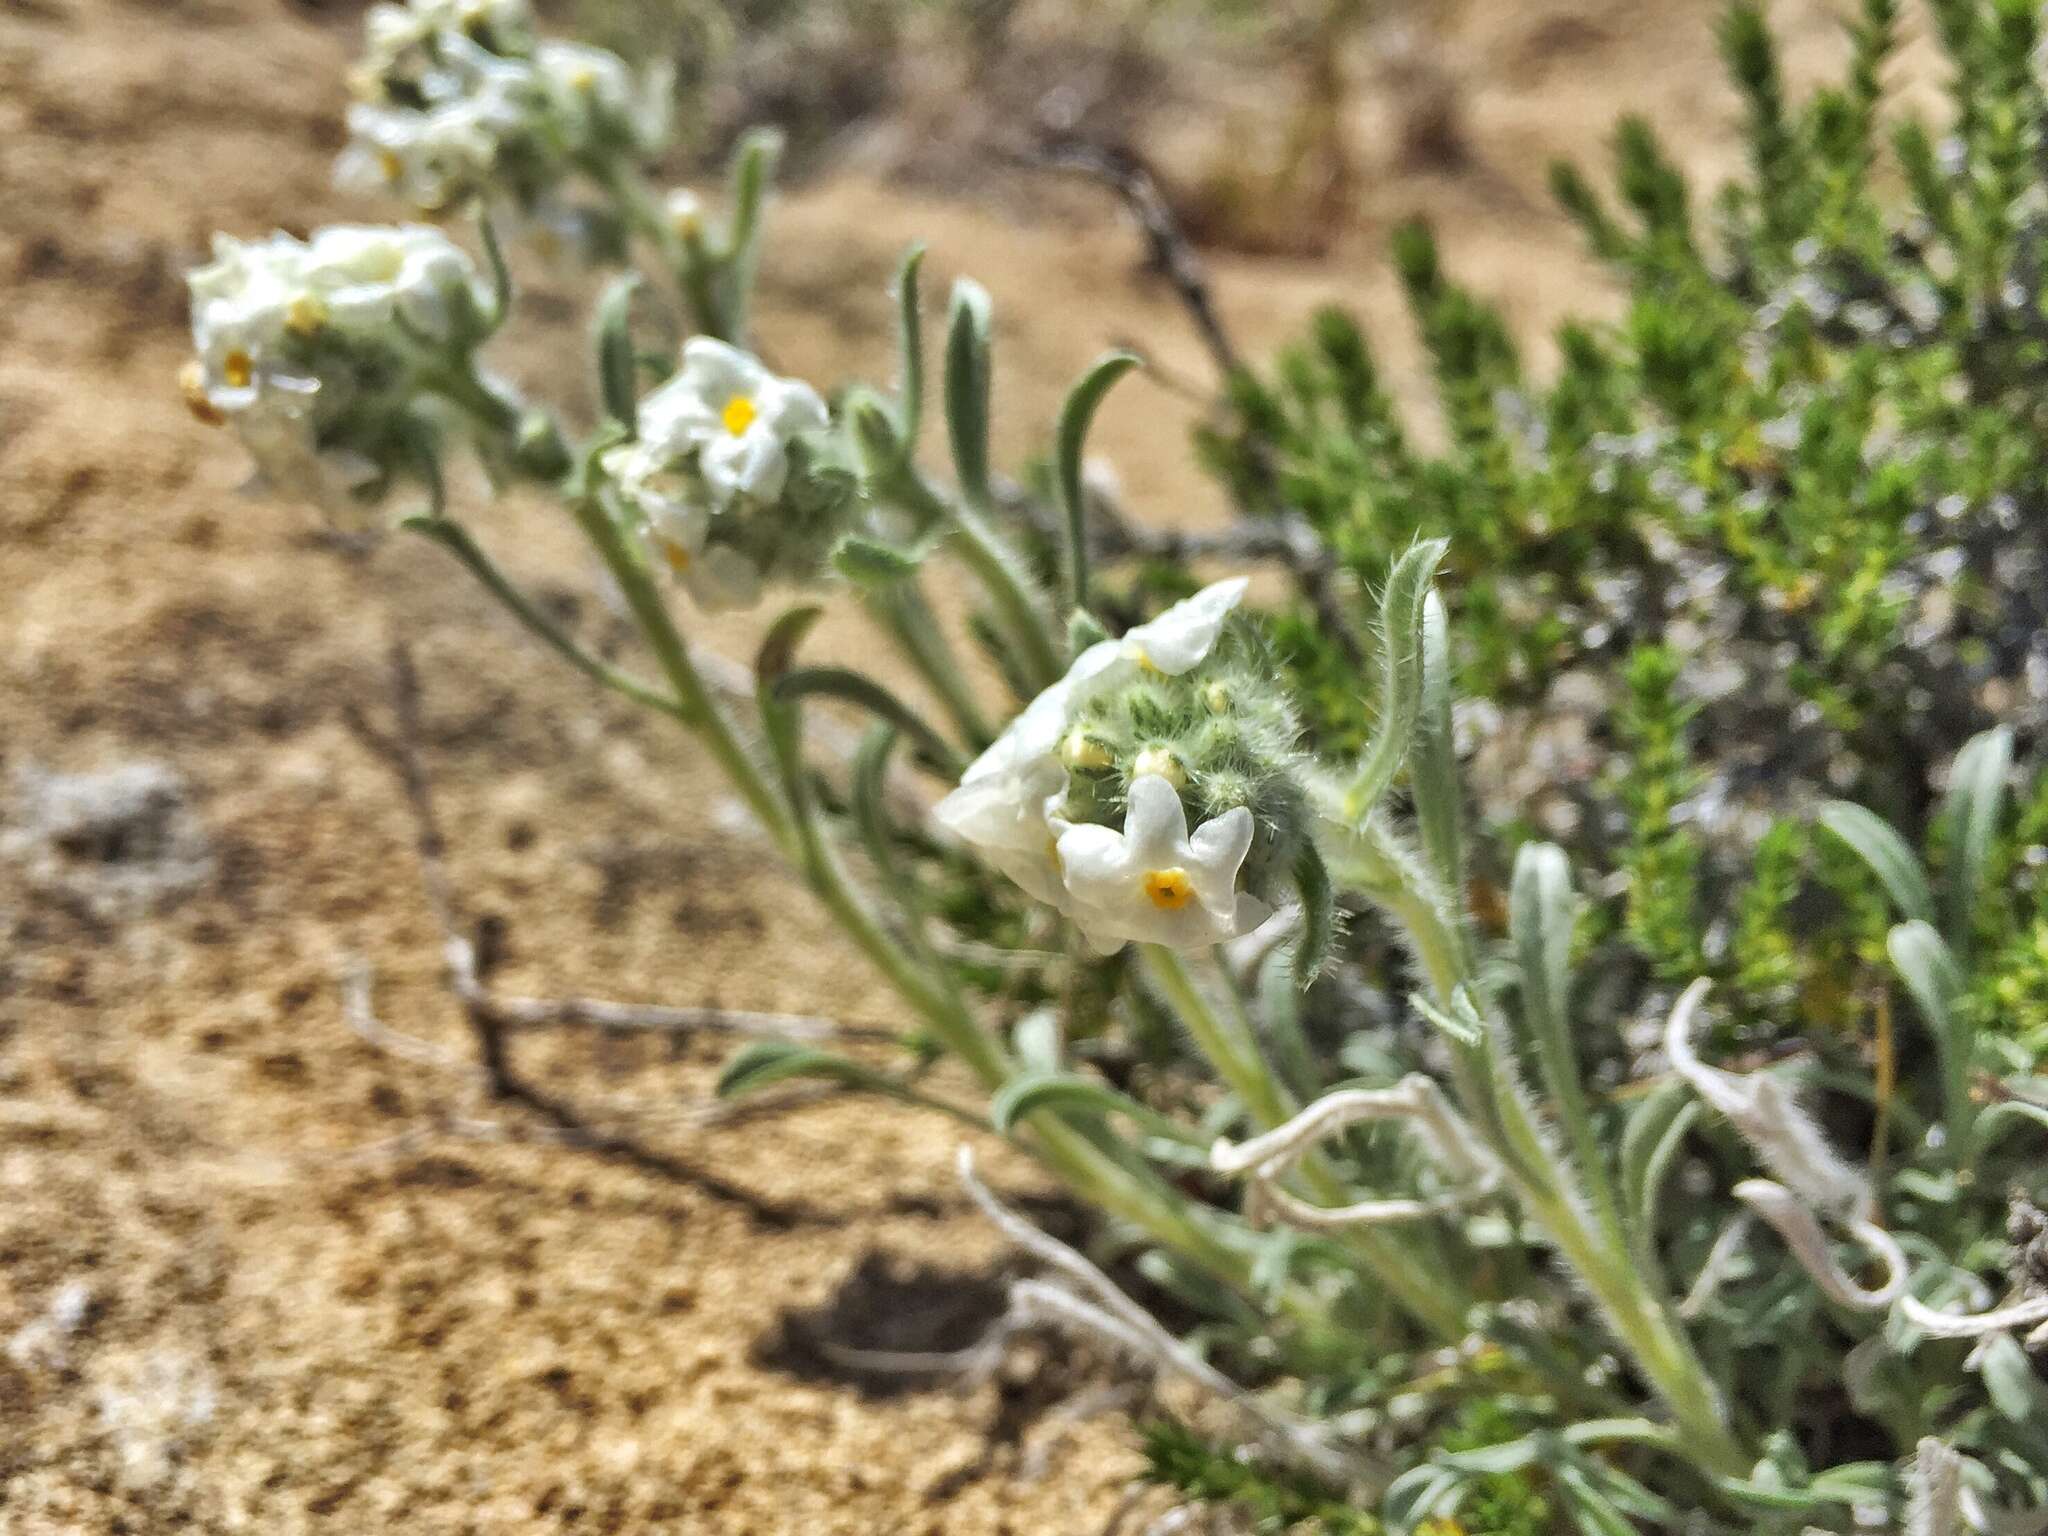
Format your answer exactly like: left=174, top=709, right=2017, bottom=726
left=183, top=224, right=481, bottom=518
left=603, top=339, right=835, bottom=612
left=336, top=0, right=670, bottom=217
left=935, top=579, right=1272, bottom=954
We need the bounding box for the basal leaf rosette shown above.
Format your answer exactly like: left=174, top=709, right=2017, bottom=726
left=602, top=339, right=853, bottom=613
left=935, top=579, right=1313, bottom=954
left=182, top=224, right=488, bottom=521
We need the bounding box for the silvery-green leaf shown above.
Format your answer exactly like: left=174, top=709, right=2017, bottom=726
left=1940, top=725, right=2013, bottom=955
left=944, top=278, right=994, bottom=505
left=1817, top=801, right=1935, bottom=927
left=1054, top=350, right=1140, bottom=612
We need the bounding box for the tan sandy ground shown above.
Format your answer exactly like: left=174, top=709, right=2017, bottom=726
left=0, top=0, right=1913, bottom=1530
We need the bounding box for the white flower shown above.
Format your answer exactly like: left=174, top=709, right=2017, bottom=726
left=184, top=224, right=475, bottom=519
left=932, top=578, right=1253, bottom=932
left=337, top=40, right=541, bottom=211
left=535, top=40, right=670, bottom=154
left=1057, top=774, right=1267, bottom=954
left=636, top=339, right=830, bottom=508
left=361, top=0, right=531, bottom=77
left=664, top=188, right=706, bottom=240
left=600, top=440, right=766, bottom=613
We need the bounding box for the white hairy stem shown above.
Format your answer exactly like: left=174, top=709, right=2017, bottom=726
left=1734, top=1179, right=1907, bottom=1311
left=1898, top=1289, right=2048, bottom=1339
left=1666, top=979, right=1873, bottom=1220
left=957, top=1148, right=1370, bottom=1488
left=1677, top=1213, right=1756, bottom=1320
left=1908, top=1437, right=1965, bottom=1536
left=1208, top=1074, right=1498, bottom=1230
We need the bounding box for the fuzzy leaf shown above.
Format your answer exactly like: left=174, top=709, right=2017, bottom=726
left=1620, top=1077, right=1700, bottom=1257
left=1054, top=350, right=1141, bottom=613
left=1817, top=801, right=1935, bottom=927
left=774, top=667, right=962, bottom=777
left=893, top=244, right=926, bottom=450
left=1292, top=840, right=1337, bottom=989
left=1411, top=590, right=1464, bottom=896
left=990, top=1073, right=1201, bottom=1143
left=1940, top=725, right=2013, bottom=954
left=944, top=278, right=994, bottom=505
left=716, top=1040, right=897, bottom=1100
left=831, top=533, right=924, bottom=587
left=1345, top=538, right=1448, bottom=819
left=721, top=126, right=782, bottom=340
left=592, top=272, right=642, bottom=427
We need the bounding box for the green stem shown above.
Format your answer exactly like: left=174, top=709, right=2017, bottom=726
left=1323, top=816, right=1749, bottom=1476
left=879, top=468, right=1063, bottom=692
left=591, top=159, right=730, bottom=343
left=568, top=494, right=794, bottom=853
left=864, top=580, right=994, bottom=751
left=405, top=516, right=686, bottom=722
left=1142, top=946, right=1473, bottom=1342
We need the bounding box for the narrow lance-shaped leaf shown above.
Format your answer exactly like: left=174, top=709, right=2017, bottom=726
left=1816, top=800, right=1936, bottom=926
left=753, top=604, right=826, bottom=801
left=944, top=278, right=994, bottom=507
left=476, top=209, right=512, bottom=333
left=1940, top=724, right=2013, bottom=957
left=1511, top=841, right=1623, bottom=1241
left=1054, top=350, right=1141, bottom=615
left=1344, top=538, right=1448, bottom=820
left=893, top=244, right=926, bottom=453
left=721, top=126, right=783, bottom=343
left=1887, top=918, right=1975, bottom=1158
left=717, top=1040, right=901, bottom=1099
left=592, top=272, right=642, bottom=429
left=1291, top=839, right=1337, bottom=990
left=774, top=667, right=964, bottom=778
left=990, top=1074, right=1205, bottom=1145
left=1619, top=1077, right=1700, bottom=1269
left=1410, top=589, right=1464, bottom=897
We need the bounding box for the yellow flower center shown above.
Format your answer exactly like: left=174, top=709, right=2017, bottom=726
left=222, top=349, right=254, bottom=389
left=285, top=294, right=327, bottom=336
left=179, top=361, right=225, bottom=427
left=721, top=394, right=758, bottom=436
left=1143, top=868, right=1195, bottom=910
left=377, top=148, right=404, bottom=183
left=568, top=66, right=596, bottom=92
left=661, top=540, right=693, bottom=574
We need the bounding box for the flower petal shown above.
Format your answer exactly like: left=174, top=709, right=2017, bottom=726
left=1124, top=576, right=1248, bottom=674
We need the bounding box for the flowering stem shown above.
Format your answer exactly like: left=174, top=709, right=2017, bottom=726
left=1321, top=816, right=1749, bottom=1476
left=567, top=492, right=794, bottom=852
left=593, top=159, right=731, bottom=343
left=874, top=465, right=1064, bottom=692
left=1141, top=945, right=1473, bottom=1341
left=403, top=515, right=687, bottom=723
left=863, top=581, right=995, bottom=751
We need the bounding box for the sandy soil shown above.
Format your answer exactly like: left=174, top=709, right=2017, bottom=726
left=0, top=0, right=1896, bottom=1530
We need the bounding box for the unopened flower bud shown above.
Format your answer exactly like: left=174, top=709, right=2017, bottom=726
left=1132, top=745, right=1186, bottom=788
left=1061, top=729, right=1114, bottom=772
